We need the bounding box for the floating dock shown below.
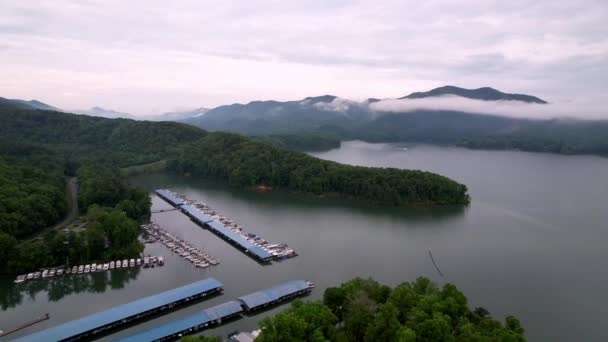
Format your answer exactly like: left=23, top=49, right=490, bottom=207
left=115, top=280, right=314, bottom=341
left=238, top=280, right=313, bottom=311
left=115, top=301, right=243, bottom=342
left=13, top=278, right=223, bottom=342
left=155, top=189, right=294, bottom=263
left=155, top=189, right=184, bottom=207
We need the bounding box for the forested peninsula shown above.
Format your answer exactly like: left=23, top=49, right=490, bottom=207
left=0, top=103, right=469, bottom=273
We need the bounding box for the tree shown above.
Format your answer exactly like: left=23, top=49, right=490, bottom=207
left=365, top=302, right=401, bottom=341
left=323, top=286, right=346, bottom=321
left=257, top=312, right=308, bottom=342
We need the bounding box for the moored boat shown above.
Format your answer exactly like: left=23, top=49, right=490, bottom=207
left=14, top=274, right=26, bottom=283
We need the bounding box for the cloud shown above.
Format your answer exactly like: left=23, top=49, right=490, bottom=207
left=313, top=97, right=358, bottom=112
left=0, top=0, right=607, bottom=114
left=370, top=95, right=608, bottom=120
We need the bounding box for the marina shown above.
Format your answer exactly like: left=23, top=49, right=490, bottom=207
left=14, top=255, right=164, bottom=285
left=142, top=222, right=219, bottom=268
left=115, top=280, right=315, bottom=341
left=12, top=278, right=223, bottom=342
left=155, top=189, right=297, bottom=262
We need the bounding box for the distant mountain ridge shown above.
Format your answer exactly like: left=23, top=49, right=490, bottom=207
left=401, top=85, right=547, bottom=104
left=0, top=97, right=58, bottom=111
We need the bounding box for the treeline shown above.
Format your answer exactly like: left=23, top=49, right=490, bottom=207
left=459, top=119, right=608, bottom=156
left=253, top=132, right=341, bottom=151
left=0, top=102, right=206, bottom=167
left=0, top=145, right=67, bottom=238
left=169, top=132, right=470, bottom=205
left=255, top=277, right=525, bottom=341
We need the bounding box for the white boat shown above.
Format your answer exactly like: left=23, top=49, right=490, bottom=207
left=33, top=272, right=41, bottom=279
left=78, top=265, right=84, bottom=274
left=84, top=265, right=90, bottom=273
left=103, top=263, right=109, bottom=271
left=72, top=266, right=78, bottom=273
left=42, top=270, right=49, bottom=278
left=116, top=260, right=122, bottom=268
left=49, top=269, right=55, bottom=277
left=14, top=275, right=26, bottom=283
left=57, top=269, right=64, bottom=276
left=122, top=259, right=128, bottom=268
left=158, top=256, right=164, bottom=266
left=109, top=261, right=115, bottom=269
left=27, top=273, right=34, bottom=280
left=136, top=258, right=142, bottom=266
left=91, top=264, right=97, bottom=272
left=129, top=259, right=135, bottom=267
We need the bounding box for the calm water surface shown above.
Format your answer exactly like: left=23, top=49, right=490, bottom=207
left=2, top=141, right=607, bottom=341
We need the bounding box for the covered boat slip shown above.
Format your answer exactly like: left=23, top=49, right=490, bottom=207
left=115, top=301, right=244, bottom=342
left=114, top=280, right=313, bottom=341
left=205, top=220, right=274, bottom=261
left=155, top=189, right=184, bottom=207
left=13, top=278, right=223, bottom=342
left=238, top=280, right=311, bottom=311
left=181, top=204, right=214, bottom=223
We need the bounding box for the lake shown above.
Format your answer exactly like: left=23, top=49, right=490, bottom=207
left=2, top=141, right=607, bottom=341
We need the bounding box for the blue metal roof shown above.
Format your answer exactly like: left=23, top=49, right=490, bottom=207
left=238, top=280, right=309, bottom=309
left=14, top=278, right=223, bottom=342
left=181, top=205, right=214, bottom=223
left=114, top=301, right=243, bottom=342
left=206, top=220, right=273, bottom=260
left=155, top=189, right=184, bottom=207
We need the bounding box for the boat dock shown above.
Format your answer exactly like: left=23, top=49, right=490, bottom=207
left=238, top=280, right=314, bottom=312
left=154, top=189, right=297, bottom=263
left=13, top=278, right=223, bottom=342
left=14, top=255, right=164, bottom=285
left=143, top=222, right=220, bottom=268
left=115, top=280, right=314, bottom=341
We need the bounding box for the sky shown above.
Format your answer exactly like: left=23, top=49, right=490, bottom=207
left=0, top=0, right=607, bottom=115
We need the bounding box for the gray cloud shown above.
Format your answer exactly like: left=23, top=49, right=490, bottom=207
left=370, top=95, right=608, bottom=120
left=0, top=0, right=606, bottom=115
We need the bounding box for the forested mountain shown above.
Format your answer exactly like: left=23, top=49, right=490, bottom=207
left=0, top=97, right=58, bottom=111
left=401, top=85, right=547, bottom=103
left=184, top=86, right=608, bottom=156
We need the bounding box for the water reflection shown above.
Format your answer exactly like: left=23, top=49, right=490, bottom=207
left=0, top=268, right=140, bottom=311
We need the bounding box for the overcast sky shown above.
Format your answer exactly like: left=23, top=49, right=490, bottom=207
left=1, top=0, right=607, bottom=115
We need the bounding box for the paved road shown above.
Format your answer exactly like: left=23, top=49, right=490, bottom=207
left=31, top=177, right=78, bottom=239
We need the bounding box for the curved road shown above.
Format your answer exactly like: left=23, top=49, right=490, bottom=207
left=31, top=177, right=78, bottom=239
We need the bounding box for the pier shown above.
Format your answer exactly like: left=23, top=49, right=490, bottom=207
left=115, top=280, right=314, bottom=341
left=13, top=278, right=223, bottom=342
left=154, top=189, right=296, bottom=263
left=0, top=314, right=49, bottom=338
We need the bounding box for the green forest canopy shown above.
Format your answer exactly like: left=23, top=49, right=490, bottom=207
left=255, top=277, right=525, bottom=342
left=170, top=132, right=470, bottom=205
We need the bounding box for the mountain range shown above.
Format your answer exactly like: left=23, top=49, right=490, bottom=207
left=3, top=86, right=607, bottom=156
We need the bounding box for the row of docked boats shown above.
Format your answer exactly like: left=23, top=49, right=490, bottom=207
left=13, top=255, right=164, bottom=284
left=143, top=223, right=220, bottom=268
left=165, top=189, right=297, bottom=260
